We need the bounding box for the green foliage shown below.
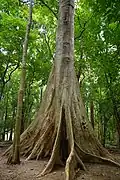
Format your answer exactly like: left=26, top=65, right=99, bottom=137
left=0, top=0, right=120, bottom=146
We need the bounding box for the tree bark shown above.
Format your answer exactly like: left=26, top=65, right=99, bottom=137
left=102, top=116, right=108, bottom=147
left=90, top=100, right=94, bottom=129
left=9, top=128, right=13, bottom=141
left=20, top=104, right=25, bottom=134
left=7, top=0, right=33, bottom=164
left=2, top=91, right=9, bottom=141
left=5, top=0, right=120, bottom=179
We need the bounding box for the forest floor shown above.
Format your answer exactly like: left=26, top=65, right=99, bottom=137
left=0, top=143, right=120, bottom=180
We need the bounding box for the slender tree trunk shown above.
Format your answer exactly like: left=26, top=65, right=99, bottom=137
left=90, top=100, right=94, bottom=129
left=7, top=0, right=33, bottom=164
left=40, top=86, right=43, bottom=103
left=9, top=128, right=13, bottom=141
left=3, top=92, right=8, bottom=141
left=102, top=116, right=108, bottom=147
left=20, top=104, right=25, bottom=134
left=9, top=104, right=16, bottom=141
left=97, top=118, right=100, bottom=140
left=2, top=132, right=5, bottom=141
left=116, top=119, right=120, bottom=148
left=0, top=108, right=4, bottom=141
left=6, top=129, right=8, bottom=141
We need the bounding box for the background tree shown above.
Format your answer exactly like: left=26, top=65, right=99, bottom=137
left=7, top=0, right=33, bottom=164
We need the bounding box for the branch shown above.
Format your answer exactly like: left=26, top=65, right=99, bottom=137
left=5, top=63, right=19, bottom=84
left=75, top=13, right=95, bottom=40
left=20, top=0, right=58, bottom=19
left=1, top=64, right=9, bottom=83
left=75, top=21, right=87, bottom=40
left=43, top=34, right=53, bottom=58
left=39, top=0, right=58, bottom=19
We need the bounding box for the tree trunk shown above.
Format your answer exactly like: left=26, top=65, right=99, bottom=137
left=40, top=86, right=43, bottom=103
left=9, top=128, right=13, bottom=141
left=20, top=104, right=25, bottom=134
left=102, top=116, right=108, bottom=147
left=7, top=0, right=33, bottom=164
left=9, top=104, right=16, bottom=141
left=3, top=93, right=8, bottom=141
left=6, top=0, right=120, bottom=179
left=116, top=117, right=120, bottom=148
left=90, top=100, right=94, bottom=129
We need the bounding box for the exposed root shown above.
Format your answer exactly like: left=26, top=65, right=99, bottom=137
left=3, top=146, right=12, bottom=156
left=65, top=148, right=75, bottom=180
left=75, top=151, right=86, bottom=171
left=39, top=104, right=63, bottom=176
left=65, top=107, right=76, bottom=180
left=7, top=153, right=13, bottom=164
left=75, top=141, right=120, bottom=168
left=83, top=153, right=120, bottom=168
left=26, top=121, right=55, bottom=160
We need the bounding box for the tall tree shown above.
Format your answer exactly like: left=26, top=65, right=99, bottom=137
left=6, top=0, right=120, bottom=179
left=7, top=0, right=33, bottom=164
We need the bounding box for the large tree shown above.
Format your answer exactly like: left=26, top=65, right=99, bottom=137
left=7, top=0, right=120, bottom=179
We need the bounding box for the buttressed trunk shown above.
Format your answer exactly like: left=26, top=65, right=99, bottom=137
left=6, top=0, right=120, bottom=179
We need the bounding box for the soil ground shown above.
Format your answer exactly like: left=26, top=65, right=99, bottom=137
left=0, top=143, right=120, bottom=180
